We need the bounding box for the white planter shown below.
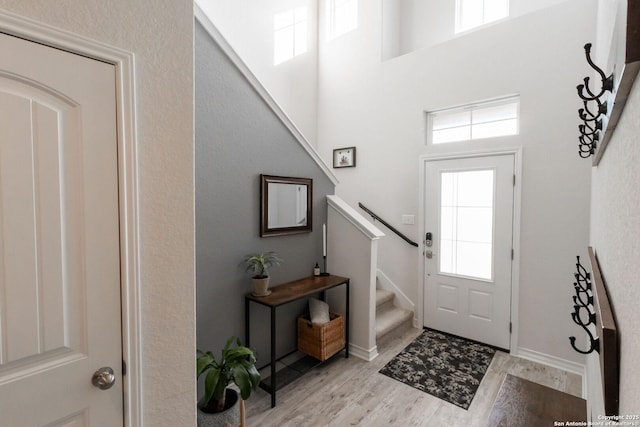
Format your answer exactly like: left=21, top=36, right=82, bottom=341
left=197, top=389, right=241, bottom=427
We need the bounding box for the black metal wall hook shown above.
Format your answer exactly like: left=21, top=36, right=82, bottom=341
left=573, top=289, right=593, bottom=307
left=578, top=43, right=614, bottom=99
left=569, top=333, right=600, bottom=355
left=576, top=42, right=613, bottom=158
left=575, top=256, right=591, bottom=282
left=572, top=305, right=596, bottom=326
left=579, top=97, right=607, bottom=122
left=578, top=139, right=596, bottom=159
left=569, top=254, right=600, bottom=355
left=574, top=272, right=592, bottom=292
left=579, top=120, right=602, bottom=137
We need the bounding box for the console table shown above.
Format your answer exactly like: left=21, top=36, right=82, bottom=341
left=245, top=274, right=350, bottom=408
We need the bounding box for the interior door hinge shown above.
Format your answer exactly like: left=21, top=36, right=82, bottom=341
left=122, top=359, right=127, bottom=376
left=511, top=248, right=514, bottom=260
left=509, top=322, right=513, bottom=334
left=513, top=174, right=516, bottom=186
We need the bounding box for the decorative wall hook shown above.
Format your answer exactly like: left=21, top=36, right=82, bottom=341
left=576, top=43, right=613, bottom=158
left=575, top=256, right=591, bottom=282
left=573, top=290, right=593, bottom=307
left=569, top=255, right=600, bottom=355
left=572, top=305, right=596, bottom=326
left=569, top=332, right=600, bottom=355
left=579, top=135, right=597, bottom=158
left=579, top=44, right=614, bottom=97
left=578, top=99, right=607, bottom=122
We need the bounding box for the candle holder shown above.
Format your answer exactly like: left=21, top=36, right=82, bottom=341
left=321, top=223, right=330, bottom=276
left=320, top=255, right=330, bottom=276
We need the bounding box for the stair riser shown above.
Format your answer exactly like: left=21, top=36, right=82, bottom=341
left=376, top=299, right=395, bottom=314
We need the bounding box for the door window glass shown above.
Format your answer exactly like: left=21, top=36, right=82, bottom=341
left=440, top=169, right=494, bottom=280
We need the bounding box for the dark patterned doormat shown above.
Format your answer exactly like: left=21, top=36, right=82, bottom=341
left=379, top=328, right=497, bottom=410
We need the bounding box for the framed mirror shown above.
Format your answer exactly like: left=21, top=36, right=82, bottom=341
left=260, top=174, right=312, bottom=237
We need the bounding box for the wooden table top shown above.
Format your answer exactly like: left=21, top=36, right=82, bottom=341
left=245, top=275, right=349, bottom=307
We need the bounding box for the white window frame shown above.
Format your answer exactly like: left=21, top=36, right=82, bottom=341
left=327, top=0, right=358, bottom=40
left=426, top=96, right=520, bottom=145
left=274, top=7, right=308, bottom=65
left=455, top=0, right=509, bottom=34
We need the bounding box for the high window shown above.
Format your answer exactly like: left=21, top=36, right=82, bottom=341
left=274, top=7, right=308, bottom=65
left=327, top=0, right=358, bottom=40
left=455, top=0, right=509, bottom=34
left=427, top=96, right=519, bottom=145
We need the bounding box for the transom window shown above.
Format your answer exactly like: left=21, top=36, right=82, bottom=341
left=274, top=7, right=308, bottom=65
left=455, top=0, right=509, bottom=34
left=427, top=96, right=519, bottom=145
left=327, top=0, right=358, bottom=40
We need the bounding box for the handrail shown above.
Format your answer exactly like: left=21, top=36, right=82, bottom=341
left=358, top=203, right=418, bottom=247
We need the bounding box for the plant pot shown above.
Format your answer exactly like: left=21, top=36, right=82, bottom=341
left=251, top=276, right=270, bottom=296
left=197, top=388, right=241, bottom=427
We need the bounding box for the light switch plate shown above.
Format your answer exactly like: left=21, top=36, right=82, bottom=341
left=401, top=214, right=415, bottom=225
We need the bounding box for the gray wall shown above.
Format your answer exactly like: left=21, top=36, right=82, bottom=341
left=195, top=21, right=335, bottom=366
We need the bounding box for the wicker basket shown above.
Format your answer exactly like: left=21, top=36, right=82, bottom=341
left=297, top=312, right=345, bottom=362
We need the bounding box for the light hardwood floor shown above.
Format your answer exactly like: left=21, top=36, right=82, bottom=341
left=245, top=327, right=582, bottom=426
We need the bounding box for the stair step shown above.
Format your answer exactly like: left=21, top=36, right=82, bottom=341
left=375, top=306, right=413, bottom=340
left=376, top=289, right=394, bottom=308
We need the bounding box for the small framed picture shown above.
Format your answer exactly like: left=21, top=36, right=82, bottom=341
left=333, top=147, right=356, bottom=168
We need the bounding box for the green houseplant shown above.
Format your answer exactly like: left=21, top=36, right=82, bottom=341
left=197, top=337, right=260, bottom=427
left=241, top=251, right=283, bottom=296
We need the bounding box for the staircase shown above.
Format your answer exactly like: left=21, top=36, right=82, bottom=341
left=375, top=288, right=413, bottom=341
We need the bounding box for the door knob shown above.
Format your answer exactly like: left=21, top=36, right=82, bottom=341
left=92, top=367, right=115, bottom=390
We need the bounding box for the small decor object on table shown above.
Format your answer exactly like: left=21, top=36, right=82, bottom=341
left=196, top=337, right=260, bottom=427
left=333, top=146, right=356, bottom=168
left=240, top=251, right=283, bottom=296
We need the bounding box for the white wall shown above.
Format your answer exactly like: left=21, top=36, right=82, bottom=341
left=0, top=1, right=196, bottom=425
left=196, top=0, right=319, bottom=146
left=382, top=0, right=567, bottom=59
left=318, top=0, right=596, bottom=364
left=383, top=0, right=573, bottom=59
left=327, top=196, right=385, bottom=361
left=589, top=0, right=640, bottom=415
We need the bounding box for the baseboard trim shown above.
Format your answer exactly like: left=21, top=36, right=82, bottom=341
left=516, top=347, right=585, bottom=377
left=349, top=342, right=378, bottom=362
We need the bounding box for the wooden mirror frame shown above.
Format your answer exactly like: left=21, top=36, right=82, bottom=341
left=260, top=174, right=313, bottom=237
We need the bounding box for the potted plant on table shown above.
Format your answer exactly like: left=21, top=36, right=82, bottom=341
left=197, top=337, right=260, bottom=427
left=241, top=251, right=283, bottom=296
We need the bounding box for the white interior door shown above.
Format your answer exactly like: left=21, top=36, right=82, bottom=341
left=423, top=154, right=514, bottom=349
left=0, top=32, right=123, bottom=426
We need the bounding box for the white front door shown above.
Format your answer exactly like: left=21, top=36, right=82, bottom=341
left=0, top=32, right=123, bottom=426
left=423, top=154, right=514, bottom=349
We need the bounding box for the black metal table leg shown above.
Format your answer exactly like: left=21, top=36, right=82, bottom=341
left=345, top=280, right=350, bottom=358
left=245, top=298, right=251, bottom=347
left=270, top=306, right=277, bottom=408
